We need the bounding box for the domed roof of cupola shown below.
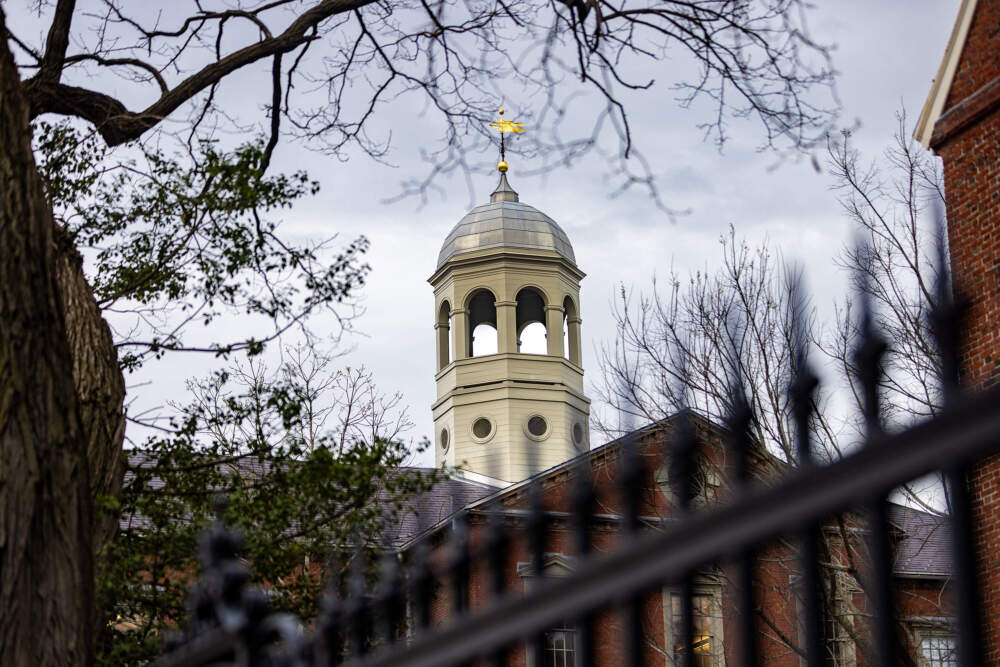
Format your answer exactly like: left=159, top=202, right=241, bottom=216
left=436, top=172, right=576, bottom=268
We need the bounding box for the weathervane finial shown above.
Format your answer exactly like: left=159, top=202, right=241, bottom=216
left=489, top=107, right=524, bottom=173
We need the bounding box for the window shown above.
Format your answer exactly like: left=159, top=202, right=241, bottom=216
left=792, top=573, right=857, bottom=667
left=520, top=555, right=576, bottom=667
left=671, top=593, right=716, bottom=667
left=524, top=414, right=550, bottom=441
left=472, top=417, right=494, bottom=441
left=516, top=287, right=548, bottom=354
left=919, top=635, right=958, bottom=666
left=544, top=625, right=577, bottom=667
left=656, top=455, right=722, bottom=508
left=823, top=604, right=852, bottom=666
left=467, top=289, right=498, bottom=357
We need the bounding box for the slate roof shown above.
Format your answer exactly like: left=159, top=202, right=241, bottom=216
left=378, top=469, right=501, bottom=547
left=888, top=503, right=953, bottom=577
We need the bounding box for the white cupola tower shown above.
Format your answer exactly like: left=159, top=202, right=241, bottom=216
left=429, top=164, right=590, bottom=483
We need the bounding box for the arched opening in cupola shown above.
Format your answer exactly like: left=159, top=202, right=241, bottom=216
left=467, top=289, right=498, bottom=357
left=563, top=295, right=581, bottom=365
left=516, top=287, right=548, bottom=354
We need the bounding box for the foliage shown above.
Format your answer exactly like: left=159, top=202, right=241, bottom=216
left=824, top=113, right=947, bottom=429
left=9, top=1, right=839, bottom=207
left=97, top=348, right=438, bottom=666
left=596, top=226, right=836, bottom=465
left=33, top=121, right=369, bottom=370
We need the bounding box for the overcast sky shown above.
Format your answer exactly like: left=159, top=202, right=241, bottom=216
left=10, top=1, right=960, bottom=466
left=301, top=0, right=957, bottom=466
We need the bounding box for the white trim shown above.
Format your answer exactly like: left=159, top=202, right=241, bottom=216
left=446, top=467, right=512, bottom=489
left=470, top=415, right=496, bottom=443
left=914, top=0, right=979, bottom=147
left=662, top=581, right=726, bottom=667
left=523, top=413, right=551, bottom=441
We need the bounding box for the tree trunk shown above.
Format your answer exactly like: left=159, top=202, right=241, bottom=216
left=54, top=235, right=127, bottom=557
left=0, top=11, right=94, bottom=666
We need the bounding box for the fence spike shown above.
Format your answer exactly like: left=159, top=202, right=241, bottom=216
left=786, top=276, right=824, bottom=667
left=723, top=315, right=759, bottom=667
left=850, top=244, right=901, bottom=667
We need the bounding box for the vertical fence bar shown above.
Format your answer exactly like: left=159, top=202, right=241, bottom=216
left=790, top=335, right=824, bottom=667
left=620, top=435, right=645, bottom=667
left=854, top=262, right=897, bottom=667
left=674, top=412, right=697, bottom=667
left=487, top=500, right=510, bottom=667
left=727, top=380, right=758, bottom=667
left=409, top=539, right=433, bottom=633
left=572, top=458, right=597, bottom=667
left=317, top=555, right=344, bottom=666
left=929, top=210, right=984, bottom=667
left=527, top=470, right=548, bottom=667
left=451, top=511, right=469, bottom=616
left=378, top=552, right=403, bottom=649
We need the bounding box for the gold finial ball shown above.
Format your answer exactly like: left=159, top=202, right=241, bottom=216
left=498, top=160, right=509, bottom=173
left=499, top=107, right=504, bottom=116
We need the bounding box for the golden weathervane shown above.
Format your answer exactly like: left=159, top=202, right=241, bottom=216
left=488, top=108, right=524, bottom=172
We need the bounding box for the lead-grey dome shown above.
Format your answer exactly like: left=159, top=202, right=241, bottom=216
left=437, top=174, right=576, bottom=268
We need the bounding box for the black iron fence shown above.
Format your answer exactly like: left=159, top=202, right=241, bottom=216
left=152, top=247, right=997, bottom=667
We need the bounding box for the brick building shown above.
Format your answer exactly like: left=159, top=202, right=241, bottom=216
left=915, top=0, right=1000, bottom=662
left=393, top=157, right=959, bottom=665
left=396, top=418, right=956, bottom=666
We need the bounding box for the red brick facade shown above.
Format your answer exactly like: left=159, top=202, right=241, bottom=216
left=927, top=0, right=1000, bottom=661
left=415, top=420, right=953, bottom=665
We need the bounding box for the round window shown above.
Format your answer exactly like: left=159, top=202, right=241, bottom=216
left=527, top=415, right=547, bottom=437
left=440, top=428, right=450, bottom=452
left=472, top=417, right=493, bottom=440
left=573, top=422, right=585, bottom=446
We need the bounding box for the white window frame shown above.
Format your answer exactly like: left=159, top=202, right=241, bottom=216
left=662, top=578, right=726, bottom=667
left=909, top=618, right=958, bottom=667
left=519, top=554, right=578, bottom=667
left=791, top=572, right=858, bottom=667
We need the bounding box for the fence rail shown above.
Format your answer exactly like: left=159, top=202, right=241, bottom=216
left=153, top=238, right=992, bottom=667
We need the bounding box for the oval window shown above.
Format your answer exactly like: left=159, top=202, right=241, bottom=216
left=528, top=415, right=547, bottom=437
left=573, top=422, right=585, bottom=446
left=440, top=428, right=450, bottom=452
left=473, top=417, right=493, bottom=440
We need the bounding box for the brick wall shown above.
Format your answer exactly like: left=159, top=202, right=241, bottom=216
left=930, top=0, right=1000, bottom=662
left=420, top=425, right=953, bottom=665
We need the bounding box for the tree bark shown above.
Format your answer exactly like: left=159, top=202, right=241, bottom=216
left=0, top=9, right=94, bottom=665
left=54, top=235, right=126, bottom=557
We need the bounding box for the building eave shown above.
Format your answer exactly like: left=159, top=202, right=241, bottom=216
left=914, top=0, right=979, bottom=148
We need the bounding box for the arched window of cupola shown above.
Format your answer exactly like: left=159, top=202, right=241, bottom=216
left=563, top=296, right=582, bottom=365
left=467, top=289, right=498, bottom=357
left=516, top=287, right=548, bottom=354
left=436, top=300, right=452, bottom=370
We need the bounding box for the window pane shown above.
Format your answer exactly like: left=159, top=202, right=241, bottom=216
left=920, top=636, right=958, bottom=667
left=672, top=593, right=714, bottom=666
left=545, top=626, right=577, bottom=667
